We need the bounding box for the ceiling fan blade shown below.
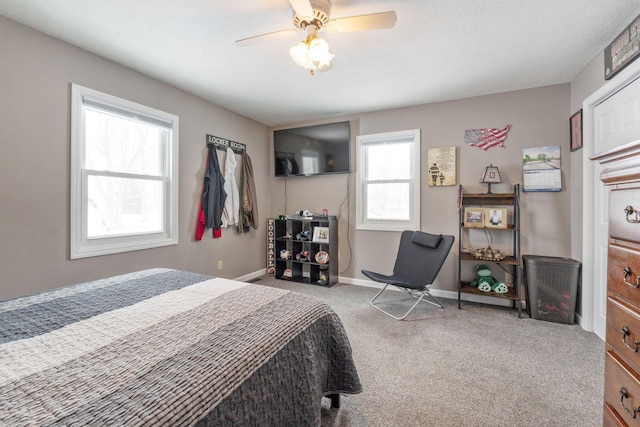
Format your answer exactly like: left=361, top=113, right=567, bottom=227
left=235, top=28, right=299, bottom=47
left=289, top=0, right=314, bottom=20
left=326, top=11, right=397, bottom=33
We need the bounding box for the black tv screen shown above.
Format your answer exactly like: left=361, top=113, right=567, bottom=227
left=274, top=121, right=351, bottom=177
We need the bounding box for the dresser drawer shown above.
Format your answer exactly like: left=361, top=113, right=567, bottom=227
left=609, top=244, right=640, bottom=307
left=612, top=188, right=640, bottom=245
left=608, top=297, right=640, bottom=375
left=604, top=401, right=627, bottom=427
left=605, top=350, right=640, bottom=426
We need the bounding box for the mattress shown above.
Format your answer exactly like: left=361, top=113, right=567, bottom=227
left=0, top=268, right=361, bottom=426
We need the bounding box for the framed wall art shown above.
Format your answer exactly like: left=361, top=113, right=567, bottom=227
left=463, top=208, right=484, bottom=228
left=604, top=13, right=640, bottom=80
left=484, top=208, right=508, bottom=229
left=427, top=146, right=456, bottom=186
left=570, top=109, right=582, bottom=152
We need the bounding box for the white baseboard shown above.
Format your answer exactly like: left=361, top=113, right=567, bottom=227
left=239, top=272, right=591, bottom=328
left=238, top=271, right=512, bottom=308
left=234, top=269, right=266, bottom=282
left=340, top=276, right=514, bottom=308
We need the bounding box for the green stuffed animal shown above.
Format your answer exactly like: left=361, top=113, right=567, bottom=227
left=470, top=264, right=509, bottom=294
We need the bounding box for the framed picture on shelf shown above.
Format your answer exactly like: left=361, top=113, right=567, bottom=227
left=463, top=208, right=484, bottom=228
left=312, top=226, right=330, bottom=243
left=315, top=251, right=329, bottom=264
left=484, top=208, right=508, bottom=229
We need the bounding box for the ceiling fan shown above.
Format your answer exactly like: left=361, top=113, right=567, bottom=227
left=235, top=0, right=397, bottom=74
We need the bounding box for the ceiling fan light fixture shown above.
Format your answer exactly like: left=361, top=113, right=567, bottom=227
left=289, top=33, right=334, bottom=74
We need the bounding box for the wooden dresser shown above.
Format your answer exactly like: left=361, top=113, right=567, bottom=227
left=594, top=142, right=640, bottom=426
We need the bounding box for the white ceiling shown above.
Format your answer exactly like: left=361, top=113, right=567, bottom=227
left=1, top=1, right=639, bottom=127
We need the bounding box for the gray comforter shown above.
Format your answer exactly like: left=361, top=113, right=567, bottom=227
left=0, top=269, right=361, bottom=426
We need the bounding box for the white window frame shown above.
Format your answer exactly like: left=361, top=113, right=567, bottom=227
left=70, top=84, right=179, bottom=259
left=356, top=129, right=421, bottom=231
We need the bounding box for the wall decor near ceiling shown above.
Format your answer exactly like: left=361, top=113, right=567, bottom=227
left=427, top=146, right=456, bottom=186
left=604, top=13, right=640, bottom=80
left=464, top=125, right=511, bottom=150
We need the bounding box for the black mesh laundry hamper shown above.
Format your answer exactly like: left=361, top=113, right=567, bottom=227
left=522, top=255, right=581, bottom=324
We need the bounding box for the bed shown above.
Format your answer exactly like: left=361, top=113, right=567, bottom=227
left=0, top=268, right=361, bottom=426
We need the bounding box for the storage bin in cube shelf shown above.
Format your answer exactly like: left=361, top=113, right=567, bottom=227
left=522, top=255, right=581, bottom=324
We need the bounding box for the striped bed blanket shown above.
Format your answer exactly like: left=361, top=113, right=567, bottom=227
left=0, top=269, right=361, bottom=426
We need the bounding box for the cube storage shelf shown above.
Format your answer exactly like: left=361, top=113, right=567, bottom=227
left=273, top=216, right=338, bottom=287
left=457, top=184, right=523, bottom=317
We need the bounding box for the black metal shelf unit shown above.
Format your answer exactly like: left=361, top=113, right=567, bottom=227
left=457, top=184, right=523, bottom=317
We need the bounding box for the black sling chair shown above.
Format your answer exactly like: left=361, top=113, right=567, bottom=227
left=362, top=230, right=455, bottom=320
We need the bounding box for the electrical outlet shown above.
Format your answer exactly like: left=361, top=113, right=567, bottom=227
left=217, top=260, right=223, bottom=270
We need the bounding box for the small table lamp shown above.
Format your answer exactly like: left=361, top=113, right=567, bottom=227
left=480, top=164, right=502, bottom=194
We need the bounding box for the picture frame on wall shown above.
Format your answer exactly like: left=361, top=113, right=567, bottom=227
left=604, top=13, right=640, bottom=80
left=427, top=146, right=457, bottom=186
left=484, top=208, right=508, bottom=229
left=570, top=109, right=583, bottom=152
left=312, top=226, right=330, bottom=243
left=463, top=208, right=484, bottom=228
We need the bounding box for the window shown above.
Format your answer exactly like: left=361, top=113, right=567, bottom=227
left=356, top=129, right=420, bottom=231
left=70, top=84, right=178, bottom=259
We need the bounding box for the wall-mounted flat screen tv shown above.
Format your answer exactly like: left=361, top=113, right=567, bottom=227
left=273, top=121, right=351, bottom=177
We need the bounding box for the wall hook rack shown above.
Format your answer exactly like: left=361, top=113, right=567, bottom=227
left=206, top=134, right=246, bottom=154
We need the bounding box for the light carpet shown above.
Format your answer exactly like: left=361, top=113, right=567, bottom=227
left=255, top=277, right=604, bottom=427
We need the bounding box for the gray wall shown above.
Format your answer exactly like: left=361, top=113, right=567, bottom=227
left=0, top=17, right=270, bottom=300
left=569, top=50, right=609, bottom=264
left=270, top=84, right=572, bottom=294
left=0, top=13, right=609, bottom=304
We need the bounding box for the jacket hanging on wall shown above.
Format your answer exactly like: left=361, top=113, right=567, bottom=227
left=221, top=147, right=240, bottom=228
left=237, top=150, right=259, bottom=233
left=196, top=145, right=227, bottom=240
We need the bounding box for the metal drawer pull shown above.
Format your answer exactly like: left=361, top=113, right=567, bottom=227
left=621, top=387, right=640, bottom=418
left=622, top=326, right=640, bottom=352
left=623, top=266, right=640, bottom=288
left=626, top=206, right=640, bottom=223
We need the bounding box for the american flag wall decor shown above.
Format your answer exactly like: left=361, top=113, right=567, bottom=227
left=464, top=125, right=511, bottom=150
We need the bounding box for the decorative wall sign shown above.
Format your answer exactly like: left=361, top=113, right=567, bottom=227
left=570, top=109, right=583, bottom=152
left=464, top=125, right=511, bottom=150
left=206, top=134, right=246, bottom=154
left=266, top=218, right=275, bottom=275
left=427, top=147, right=456, bottom=186
left=522, top=145, right=562, bottom=192
left=604, top=13, right=640, bottom=80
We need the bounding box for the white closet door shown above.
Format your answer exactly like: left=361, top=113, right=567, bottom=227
left=594, top=77, right=640, bottom=154
left=592, top=76, right=640, bottom=340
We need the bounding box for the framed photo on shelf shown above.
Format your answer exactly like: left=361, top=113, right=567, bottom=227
left=463, top=208, right=484, bottom=228
left=484, top=208, right=508, bottom=229
left=312, top=226, right=330, bottom=243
